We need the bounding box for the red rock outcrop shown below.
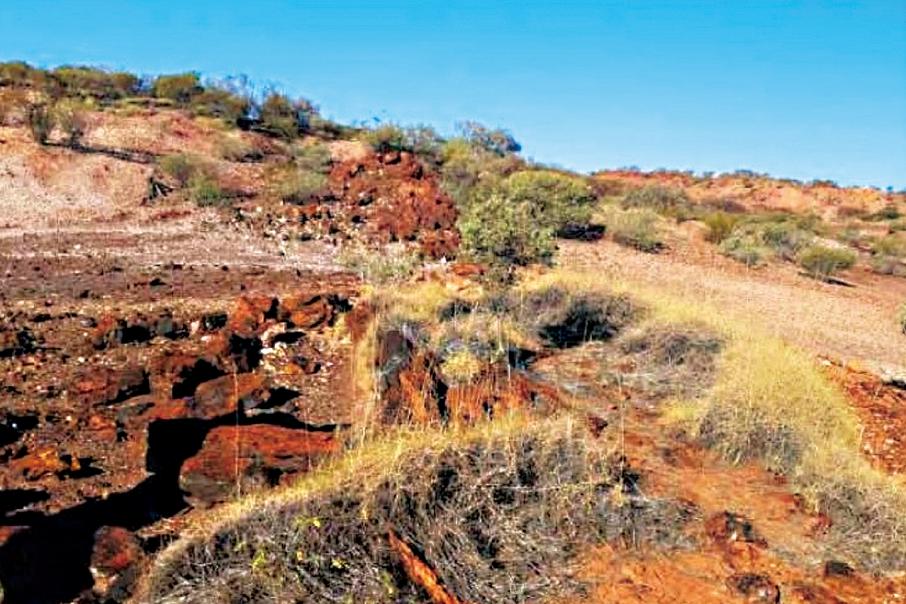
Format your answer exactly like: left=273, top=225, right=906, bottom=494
left=179, top=424, right=340, bottom=506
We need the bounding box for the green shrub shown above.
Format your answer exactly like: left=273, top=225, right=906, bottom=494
left=798, top=245, right=856, bottom=280
left=158, top=153, right=210, bottom=187
left=52, top=99, right=90, bottom=147
left=189, top=175, right=228, bottom=207
left=363, top=123, right=409, bottom=153
left=26, top=103, right=54, bottom=144
left=190, top=85, right=251, bottom=123
left=276, top=170, right=328, bottom=204
left=703, top=211, right=742, bottom=243
left=718, top=228, right=770, bottom=267
left=870, top=235, right=906, bottom=276
left=457, top=120, right=521, bottom=155
left=759, top=221, right=814, bottom=259
left=604, top=207, right=664, bottom=253
left=258, top=92, right=314, bottom=139
left=51, top=66, right=139, bottom=101
left=622, top=185, right=691, bottom=218
left=439, top=138, right=514, bottom=206
left=0, top=61, right=41, bottom=87
left=293, top=142, right=332, bottom=174
left=152, top=73, right=202, bottom=104
left=217, top=135, right=261, bottom=162
left=458, top=193, right=555, bottom=271
left=500, top=170, right=597, bottom=232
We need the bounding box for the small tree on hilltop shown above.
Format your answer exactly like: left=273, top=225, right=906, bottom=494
left=457, top=120, right=521, bottom=156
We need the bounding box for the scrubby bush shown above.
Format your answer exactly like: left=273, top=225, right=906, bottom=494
left=190, top=85, right=251, bottom=123
left=0, top=61, right=41, bottom=87
left=868, top=204, right=901, bottom=222
left=51, top=66, right=139, bottom=101
left=293, top=141, right=332, bottom=174
left=459, top=193, right=555, bottom=271
left=798, top=245, right=856, bottom=280
left=759, top=220, right=815, bottom=260
left=899, top=303, right=906, bottom=335
left=189, top=175, right=228, bottom=207
left=0, top=89, right=28, bottom=126
left=52, top=98, right=90, bottom=147
left=362, top=123, right=408, bottom=153
left=703, top=211, right=742, bottom=243
left=500, top=170, right=597, bottom=233
left=217, top=135, right=261, bottom=162
left=258, top=92, right=315, bottom=139
left=457, top=120, right=521, bottom=156
left=603, top=207, right=664, bottom=253
left=152, top=72, right=202, bottom=104
left=622, top=185, right=690, bottom=216
left=158, top=153, right=210, bottom=187
left=870, top=235, right=906, bottom=276
left=26, top=103, right=53, bottom=144
left=439, top=138, right=509, bottom=206
left=276, top=170, right=328, bottom=204
left=718, top=228, right=770, bottom=267
left=339, top=242, right=419, bottom=284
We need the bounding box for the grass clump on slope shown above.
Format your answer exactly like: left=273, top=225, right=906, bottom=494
left=142, top=415, right=690, bottom=603
left=524, top=270, right=906, bottom=571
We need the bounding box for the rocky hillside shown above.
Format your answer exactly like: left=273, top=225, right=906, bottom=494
left=1, top=63, right=905, bottom=604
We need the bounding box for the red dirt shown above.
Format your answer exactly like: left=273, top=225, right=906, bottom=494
left=825, top=360, right=906, bottom=475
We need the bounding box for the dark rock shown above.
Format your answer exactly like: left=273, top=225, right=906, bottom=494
left=726, top=573, right=780, bottom=603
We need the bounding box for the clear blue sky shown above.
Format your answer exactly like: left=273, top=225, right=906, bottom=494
left=2, top=1, right=904, bottom=188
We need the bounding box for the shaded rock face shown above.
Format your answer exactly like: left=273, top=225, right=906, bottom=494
left=0, top=287, right=354, bottom=603
left=179, top=425, right=340, bottom=507
left=370, top=326, right=561, bottom=427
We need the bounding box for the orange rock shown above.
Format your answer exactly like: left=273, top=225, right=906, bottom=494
left=388, top=530, right=468, bottom=604
left=10, top=447, right=70, bottom=480
left=190, top=372, right=267, bottom=419
left=179, top=425, right=339, bottom=506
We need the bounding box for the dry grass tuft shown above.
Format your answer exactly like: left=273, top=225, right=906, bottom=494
left=142, top=415, right=692, bottom=603
left=521, top=269, right=906, bottom=570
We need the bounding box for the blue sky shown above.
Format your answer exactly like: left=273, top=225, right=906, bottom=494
left=2, top=1, right=904, bottom=188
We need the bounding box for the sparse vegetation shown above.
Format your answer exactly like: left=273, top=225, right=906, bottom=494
left=458, top=193, right=556, bottom=275
left=797, top=245, right=856, bottom=280
left=339, top=243, right=419, bottom=284
left=145, top=415, right=688, bottom=603
left=152, top=72, right=203, bottom=105
left=869, top=234, right=906, bottom=277
left=275, top=169, right=328, bottom=205
left=600, top=207, right=664, bottom=252
left=26, top=103, right=54, bottom=144
left=702, top=211, right=742, bottom=243
left=500, top=170, right=597, bottom=233
left=157, top=153, right=211, bottom=188
left=188, top=175, right=228, bottom=208
left=363, top=123, right=409, bottom=153
left=52, top=98, right=90, bottom=147
left=258, top=92, right=315, bottom=139
left=457, top=120, right=521, bottom=156
left=899, top=303, right=906, bottom=334
left=622, top=185, right=691, bottom=218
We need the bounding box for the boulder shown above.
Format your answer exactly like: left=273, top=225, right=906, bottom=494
left=179, top=425, right=339, bottom=506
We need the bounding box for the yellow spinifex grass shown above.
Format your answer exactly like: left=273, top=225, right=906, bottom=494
left=522, top=269, right=906, bottom=568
